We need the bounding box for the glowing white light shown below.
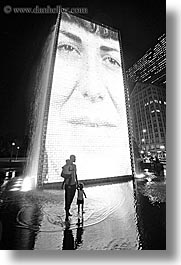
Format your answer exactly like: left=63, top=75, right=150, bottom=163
left=12, top=171, right=16, bottom=178
left=135, top=173, right=145, bottom=179
left=147, top=177, right=152, bottom=182
left=143, top=169, right=152, bottom=177
left=14, top=178, right=23, bottom=182
left=13, top=183, right=22, bottom=187
left=21, top=177, right=35, bottom=192
left=9, top=187, right=20, bottom=191
left=15, top=179, right=23, bottom=183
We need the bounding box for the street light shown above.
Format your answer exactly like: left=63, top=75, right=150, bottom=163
left=10, top=142, right=15, bottom=162
left=16, top=146, right=20, bottom=160
left=160, top=145, right=165, bottom=159
left=142, top=129, right=146, bottom=152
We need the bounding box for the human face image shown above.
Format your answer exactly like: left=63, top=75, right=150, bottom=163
left=44, top=13, right=132, bottom=182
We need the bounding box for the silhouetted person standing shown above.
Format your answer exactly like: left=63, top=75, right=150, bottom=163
left=64, top=155, right=78, bottom=220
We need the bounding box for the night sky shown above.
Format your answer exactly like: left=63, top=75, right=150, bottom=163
left=0, top=0, right=166, bottom=143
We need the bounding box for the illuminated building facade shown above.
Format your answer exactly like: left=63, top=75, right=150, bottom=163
left=130, top=82, right=166, bottom=157
left=126, top=33, right=166, bottom=88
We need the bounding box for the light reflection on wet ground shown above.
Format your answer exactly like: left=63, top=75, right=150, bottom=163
left=0, top=176, right=166, bottom=250
left=135, top=178, right=166, bottom=249
left=34, top=182, right=139, bottom=250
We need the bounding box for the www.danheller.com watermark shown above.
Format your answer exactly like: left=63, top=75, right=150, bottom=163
left=3, top=5, right=88, bottom=15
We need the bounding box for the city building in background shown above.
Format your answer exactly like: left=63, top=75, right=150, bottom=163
left=129, top=82, right=166, bottom=158
left=126, top=33, right=166, bottom=89
left=126, top=33, right=166, bottom=160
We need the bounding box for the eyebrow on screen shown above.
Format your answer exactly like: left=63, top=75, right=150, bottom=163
left=59, top=30, right=82, bottom=44
left=59, top=30, right=120, bottom=53
left=100, top=46, right=120, bottom=53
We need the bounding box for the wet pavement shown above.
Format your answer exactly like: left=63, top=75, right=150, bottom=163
left=0, top=173, right=166, bottom=250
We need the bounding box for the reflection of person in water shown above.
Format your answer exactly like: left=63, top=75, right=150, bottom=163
left=45, top=12, right=131, bottom=183
left=62, top=218, right=84, bottom=250
left=62, top=228, right=75, bottom=250
left=75, top=217, right=84, bottom=249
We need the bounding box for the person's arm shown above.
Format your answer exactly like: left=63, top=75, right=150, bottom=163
left=74, top=165, right=78, bottom=186
left=83, top=190, right=87, bottom=198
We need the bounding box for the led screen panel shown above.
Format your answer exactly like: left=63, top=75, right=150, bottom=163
left=43, top=13, right=132, bottom=182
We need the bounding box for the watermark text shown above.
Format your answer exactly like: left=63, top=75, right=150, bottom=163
left=3, top=5, right=88, bottom=15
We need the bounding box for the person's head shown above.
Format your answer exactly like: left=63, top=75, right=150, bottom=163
left=70, top=155, right=76, bottom=163
left=66, top=159, right=70, bottom=164
left=45, top=12, right=132, bottom=181
left=78, top=182, right=84, bottom=190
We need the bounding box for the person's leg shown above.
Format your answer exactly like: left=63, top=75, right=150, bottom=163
left=65, top=185, right=76, bottom=217
left=61, top=180, right=65, bottom=189
left=65, top=185, right=72, bottom=213
left=82, top=202, right=84, bottom=214
left=68, top=185, right=76, bottom=212
left=64, top=186, right=70, bottom=220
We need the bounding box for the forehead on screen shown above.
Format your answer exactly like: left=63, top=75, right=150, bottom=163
left=60, top=12, right=119, bottom=41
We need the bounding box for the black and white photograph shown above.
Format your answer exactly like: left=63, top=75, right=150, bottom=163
left=0, top=0, right=170, bottom=255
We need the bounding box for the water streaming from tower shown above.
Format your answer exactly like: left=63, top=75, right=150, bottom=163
left=21, top=15, right=60, bottom=191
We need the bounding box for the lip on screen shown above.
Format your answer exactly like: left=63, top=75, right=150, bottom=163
left=67, top=117, right=117, bottom=128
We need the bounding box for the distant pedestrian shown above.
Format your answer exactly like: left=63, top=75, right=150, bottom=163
left=150, top=155, right=154, bottom=163
left=149, top=155, right=154, bottom=171
left=77, top=183, right=87, bottom=215
left=154, top=155, right=160, bottom=163
left=155, top=161, right=164, bottom=177
left=153, top=156, right=164, bottom=177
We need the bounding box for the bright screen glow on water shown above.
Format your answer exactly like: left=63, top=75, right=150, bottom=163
left=43, top=13, right=132, bottom=182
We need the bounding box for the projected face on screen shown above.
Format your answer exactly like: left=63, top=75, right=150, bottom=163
left=44, top=13, right=132, bottom=182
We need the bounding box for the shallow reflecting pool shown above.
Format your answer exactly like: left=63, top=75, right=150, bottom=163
left=0, top=178, right=166, bottom=250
